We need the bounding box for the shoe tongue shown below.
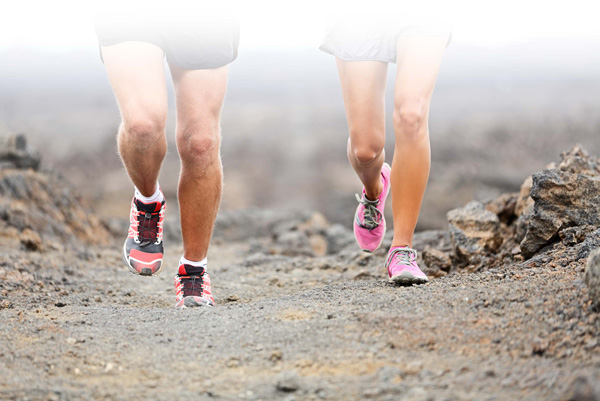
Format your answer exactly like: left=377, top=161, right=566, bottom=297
left=135, top=199, right=161, bottom=212
left=178, top=264, right=205, bottom=276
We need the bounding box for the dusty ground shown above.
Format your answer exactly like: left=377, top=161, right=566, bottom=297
left=1, top=220, right=599, bottom=401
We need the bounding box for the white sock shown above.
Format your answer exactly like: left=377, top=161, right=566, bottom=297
left=135, top=184, right=163, bottom=203
left=179, top=256, right=208, bottom=269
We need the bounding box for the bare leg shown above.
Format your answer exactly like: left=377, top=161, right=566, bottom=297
left=336, top=58, right=388, bottom=201
left=391, top=35, right=448, bottom=247
left=169, top=63, right=228, bottom=261
left=101, top=42, right=168, bottom=196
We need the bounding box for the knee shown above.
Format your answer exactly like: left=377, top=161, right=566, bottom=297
left=177, top=122, right=220, bottom=168
left=349, top=134, right=385, bottom=165
left=393, top=101, right=428, bottom=142
left=122, top=115, right=166, bottom=149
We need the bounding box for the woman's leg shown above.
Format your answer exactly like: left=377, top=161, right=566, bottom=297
left=390, top=35, right=448, bottom=248
left=336, top=58, right=388, bottom=201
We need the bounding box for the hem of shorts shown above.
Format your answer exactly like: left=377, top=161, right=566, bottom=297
left=319, top=32, right=452, bottom=64
left=319, top=45, right=396, bottom=64
left=165, top=53, right=238, bottom=70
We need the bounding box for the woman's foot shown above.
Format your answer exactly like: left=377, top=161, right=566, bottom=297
left=386, top=246, right=428, bottom=284
left=353, top=163, right=391, bottom=252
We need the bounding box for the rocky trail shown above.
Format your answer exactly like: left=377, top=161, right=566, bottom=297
left=1, top=136, right=600, bottom=401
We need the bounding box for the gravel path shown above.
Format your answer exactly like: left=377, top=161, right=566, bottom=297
left=1, top=235, right=599, bottom=401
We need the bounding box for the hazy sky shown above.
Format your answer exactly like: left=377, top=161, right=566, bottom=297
left=0, top=0, right=596, bottom=52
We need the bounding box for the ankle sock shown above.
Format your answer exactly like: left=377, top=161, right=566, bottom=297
left=135, top=184, right=163, bottom=203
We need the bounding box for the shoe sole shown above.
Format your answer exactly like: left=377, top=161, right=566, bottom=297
left=389, top=271, right=429, bottom=285
left=122, top=240, right=164, bottom=277
left=356, top=163, right=391, bottom=253
left=176, top=296, right=214, bottom=308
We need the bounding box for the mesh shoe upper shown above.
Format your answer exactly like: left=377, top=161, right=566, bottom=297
left=174, top=264, right=214, bottom=307
left=123, top=196, right=165, bottom=276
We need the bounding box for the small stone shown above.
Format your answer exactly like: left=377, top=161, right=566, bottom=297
left=276, top=374, right=300, bottom=393
left=270, top=350, right=283, bottom=362
left=531, top=338, right=548, bottom=356
left=226, top=294, right=240, bottom=302
left=226, top=358, right=241, bottom=368
left=20, top=228, right=42, bottom=252
left=104, top=363, right=114, bottom=373
left=66, top=338, right=77, bottom=345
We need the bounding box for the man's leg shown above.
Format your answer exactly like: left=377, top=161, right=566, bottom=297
left=390, top=35, right=448, bottom=248
left=101, top=42, right=168, bottom=196
left=169, top=63, right=228, bottom=262
left=102, top=42, right=169, bottom=276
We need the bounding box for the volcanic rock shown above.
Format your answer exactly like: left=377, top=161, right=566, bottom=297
left=447, top=201, right=502, bottom=267
left=520, top=146, right=600, bottom=257
left=0, top=134, right=41, bottom=170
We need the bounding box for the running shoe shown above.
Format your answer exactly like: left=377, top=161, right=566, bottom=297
left=174, top=264, right=214, bottom=308
left=386, top=246, right=428, bottom=284
left=353, top=163, right=391, bottom=252
left=122, top=195, right=165, bottom=276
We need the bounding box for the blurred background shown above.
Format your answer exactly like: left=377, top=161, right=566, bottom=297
left=1, top=1, right=599, bottom=229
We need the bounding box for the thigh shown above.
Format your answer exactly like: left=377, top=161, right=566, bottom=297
left=394, top=35, right=448, bottom=110
left=101, top=42, right=168, bottom=123
left=168, top=63, right=229, bottom=131
left=335, top=58, right=388, bottom=139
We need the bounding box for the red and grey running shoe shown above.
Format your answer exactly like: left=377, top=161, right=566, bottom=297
left=122, top=195, right=165, bottom=276
left=174, top=264, right=214, bottom=308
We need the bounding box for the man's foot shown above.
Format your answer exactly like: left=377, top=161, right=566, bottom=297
left=174, top=264, right=214, bottom=308
left=122, top=195, right=165, bottom=276
left=353, top=163, right=391, bottom=252
left=386, top=246, right=428, bottom=284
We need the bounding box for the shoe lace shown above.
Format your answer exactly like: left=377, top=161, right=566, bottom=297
left=181, top=275, right=205, bottom=298
left=137, top=209, right=160, bottom=247
left=386, top=247, right=417, bottom=267
left=355, top=193, right=382, bottom=231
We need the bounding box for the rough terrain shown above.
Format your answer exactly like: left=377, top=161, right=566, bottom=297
left=1, top=137, right=599, bottom=400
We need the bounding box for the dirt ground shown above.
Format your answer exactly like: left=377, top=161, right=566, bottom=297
left=1, top=223, right=599, bottom=401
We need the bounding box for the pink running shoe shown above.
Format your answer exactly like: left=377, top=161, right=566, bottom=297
left=353, top=163, right=391, bottom=252
left=386, top=246, right=428, bottom=284
left=174, top=264, right=214, bottom=308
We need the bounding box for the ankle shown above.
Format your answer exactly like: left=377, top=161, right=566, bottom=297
left=364, top=182, right=383, bottom=201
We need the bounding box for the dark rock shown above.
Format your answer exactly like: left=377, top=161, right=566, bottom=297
left=0, top=134, right=41, bottom=170
left=422, top=248, right=452, bottom=276
left=520, top=146, right=600, bottom=258
left=485, top=192, right=518, bottom=224
left=585, top=248, right=600, bottom=312
left=447, top=201, right=502, bottom=267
